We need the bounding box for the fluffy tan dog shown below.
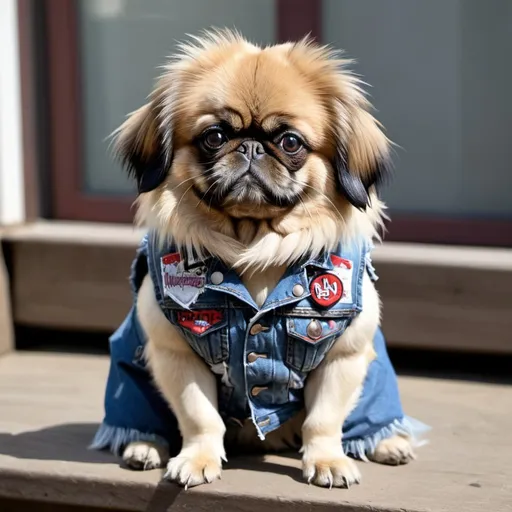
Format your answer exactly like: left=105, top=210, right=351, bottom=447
left=113, top=29, right=415, bottom=488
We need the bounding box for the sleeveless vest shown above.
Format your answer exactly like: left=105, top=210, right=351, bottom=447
left=91, top=233, right=428, bottom=457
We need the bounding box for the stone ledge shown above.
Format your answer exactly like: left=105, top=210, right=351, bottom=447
left=0, top=352, right=511, bottom=511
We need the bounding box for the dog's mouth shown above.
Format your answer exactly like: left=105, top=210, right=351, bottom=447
left=228, top=170, right=300, bottom=207
left=194, top=165, right=302, bottom=212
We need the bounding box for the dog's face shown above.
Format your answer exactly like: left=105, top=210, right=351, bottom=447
left=115, top=31, right=391, bottom=267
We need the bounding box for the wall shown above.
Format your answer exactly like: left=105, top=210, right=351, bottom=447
left=324, top=0, right=512, bottom=218
left=0, top=0, right=25, bottom=225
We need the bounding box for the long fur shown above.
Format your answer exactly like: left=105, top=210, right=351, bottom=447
left=114, top=30, right=390, bottom=273
left=114, top=29, right=412, bottom=488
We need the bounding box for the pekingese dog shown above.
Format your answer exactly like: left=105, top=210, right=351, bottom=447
left=92, top=29, right=425, bottom=489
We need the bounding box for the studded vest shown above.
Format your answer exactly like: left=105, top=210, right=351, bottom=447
left=91, top=232, right=424, bottom=457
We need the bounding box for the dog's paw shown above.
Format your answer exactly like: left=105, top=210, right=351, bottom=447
left=122, top=441, right=168, bottom=470
left=164, top=437, right=225, bottom=489
left=302, top=449, right=361, bottom=488
left=369, top=435, right=416, bottom=466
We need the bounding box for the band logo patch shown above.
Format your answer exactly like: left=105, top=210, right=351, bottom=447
left=161, top=253, right=206, bottom=308
left=310, top=273, right=343, bottom=308
left=177, top=310, right=223, bottom=335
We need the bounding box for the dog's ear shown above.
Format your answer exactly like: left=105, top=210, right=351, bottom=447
left=333, top=103, right=391, bottom=210
left=113, top=101, right=169, bottom=193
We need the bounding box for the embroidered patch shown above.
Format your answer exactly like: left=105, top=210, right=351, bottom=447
left=161, top=253, right=206, bottom=308
left=330, top=254, right=354, bottom=304
left=177, top=309, right=223, bottom=335
left=310, top=273, right=343, bottom=308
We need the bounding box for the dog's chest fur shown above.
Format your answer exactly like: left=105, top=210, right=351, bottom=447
left=241, top=264, right=288, bottom=308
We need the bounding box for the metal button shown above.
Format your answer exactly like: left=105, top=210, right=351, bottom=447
left=292, top=284, right=305, bottom=297
left=210, top=271, right=224, bottom=285
left=250, top=324, right=268, bottom=335
left=307, top=319, right=323, bottom=340
left=251, top=386, right=268, bottom=397
left=247, top=352, right=268, bottom=363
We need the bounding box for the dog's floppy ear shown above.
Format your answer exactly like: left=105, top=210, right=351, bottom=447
left=333, top=103, right=391, bottom=210
left=113, top=101, right=169, bottom=193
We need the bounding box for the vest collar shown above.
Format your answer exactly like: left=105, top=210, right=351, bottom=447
left=149, top=230, right=367, bottom=312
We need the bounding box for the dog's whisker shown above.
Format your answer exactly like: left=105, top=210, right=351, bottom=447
left=288, top=176, right=346, bottom=225
left=196, top=176, right=224, bottom=210
left=173, top=174, right=200, bottom=190
left=298, top=195, right=313, bottom=221
left=175, top=183, right=195, bottom=212
left=173, top=167, right=217, bottom=191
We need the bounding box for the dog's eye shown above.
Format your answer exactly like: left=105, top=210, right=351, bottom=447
left=203, top=129, right=227, bottom=150
left=280, top=134, right=302, bottom=154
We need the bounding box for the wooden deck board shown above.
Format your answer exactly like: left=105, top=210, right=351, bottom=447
left=0, top=351, right=511, bottom=511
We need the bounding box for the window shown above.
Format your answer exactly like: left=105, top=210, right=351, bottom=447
left=324, top=0, right=512, bottom=246
left=22, top=0, right=512, bottom=245
left=42, top=0, right=319, bottom=223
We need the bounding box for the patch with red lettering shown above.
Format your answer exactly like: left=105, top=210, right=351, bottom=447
left=330, top=254, right=354, bottom=304
left=176, top=310, right=224, bottom=335
left=161, top=253, right=206, bottom=308
left=310, top=273, right=343, bottom=308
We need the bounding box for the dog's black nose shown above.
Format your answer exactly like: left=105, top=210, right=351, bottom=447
left=237, top=141, right=265, bottom=160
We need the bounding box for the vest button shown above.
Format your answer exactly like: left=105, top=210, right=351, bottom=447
left=250, top=324, right=268, bottom=335
left=307, top=319, right=323, bottom=340
left=251, top=386, right=268, bottom=397
left=247, top=352, right=268, bottom=363
left=292, top=284, right=305, bottom=297
left=210, top=271, right=224, bottom=285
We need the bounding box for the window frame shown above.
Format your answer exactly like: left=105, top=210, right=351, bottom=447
left=42, top=0, right=321, bottom=223
left=26, top=0, right=512, bottom=246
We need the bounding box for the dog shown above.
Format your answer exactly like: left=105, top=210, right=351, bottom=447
left=91, top=29, right=427, bottom=489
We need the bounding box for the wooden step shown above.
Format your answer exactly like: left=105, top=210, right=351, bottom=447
left=3, top=220, right=512, bottom=353
left=0, top=351, right=511, bottom=511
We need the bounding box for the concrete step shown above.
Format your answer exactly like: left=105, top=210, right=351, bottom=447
left=0, top=351, right=511, bottom=511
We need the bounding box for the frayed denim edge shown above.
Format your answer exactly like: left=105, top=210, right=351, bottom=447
left=343, top=416, right=431, bottom=461
left=90, top=416, right=430, bottom=459
left=89, top=422, right=170, bottom=456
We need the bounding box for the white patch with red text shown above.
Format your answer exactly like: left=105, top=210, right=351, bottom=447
left=161, top=253, right=206, bottom=308
left=330, top=254, right=354, bottom=304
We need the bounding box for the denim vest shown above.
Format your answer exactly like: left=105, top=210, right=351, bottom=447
left=91, top=233, right=428, bottom=457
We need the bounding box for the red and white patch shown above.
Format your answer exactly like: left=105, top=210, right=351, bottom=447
left=330, top=254, right=354, bottom=304
left=177, top=310, right=223, bottom=335
left=310, top=273, right=343, bottom=308
left=161, top=253, right=206, bottom=308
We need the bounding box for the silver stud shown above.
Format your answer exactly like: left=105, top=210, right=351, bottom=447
left=292, top=284, right=305, bottom=297
left=210, top=271, right=224, bottom=285
left=307, top=320, right=323, bottom=340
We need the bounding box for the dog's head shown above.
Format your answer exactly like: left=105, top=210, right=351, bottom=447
left=115, top=30, right=391, bottom=269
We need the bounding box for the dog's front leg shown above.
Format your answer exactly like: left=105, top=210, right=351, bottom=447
left=301, top=271, right=379, bottom=488
left=301, top=349, right=368, bottom=488
left=137, top=275, right=226, bottom=488
left=146, top=344, right=226, bottom=487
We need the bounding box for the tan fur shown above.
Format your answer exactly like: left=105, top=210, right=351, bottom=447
left=118, top=29, right=413, bottom=488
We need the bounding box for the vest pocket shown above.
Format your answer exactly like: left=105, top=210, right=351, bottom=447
left=170, top=309, right=229, bottom=365
left=285, top=317, right=349, bottom=372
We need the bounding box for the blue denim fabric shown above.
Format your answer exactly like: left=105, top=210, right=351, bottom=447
left=91, top=233, right=427, bottom=458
